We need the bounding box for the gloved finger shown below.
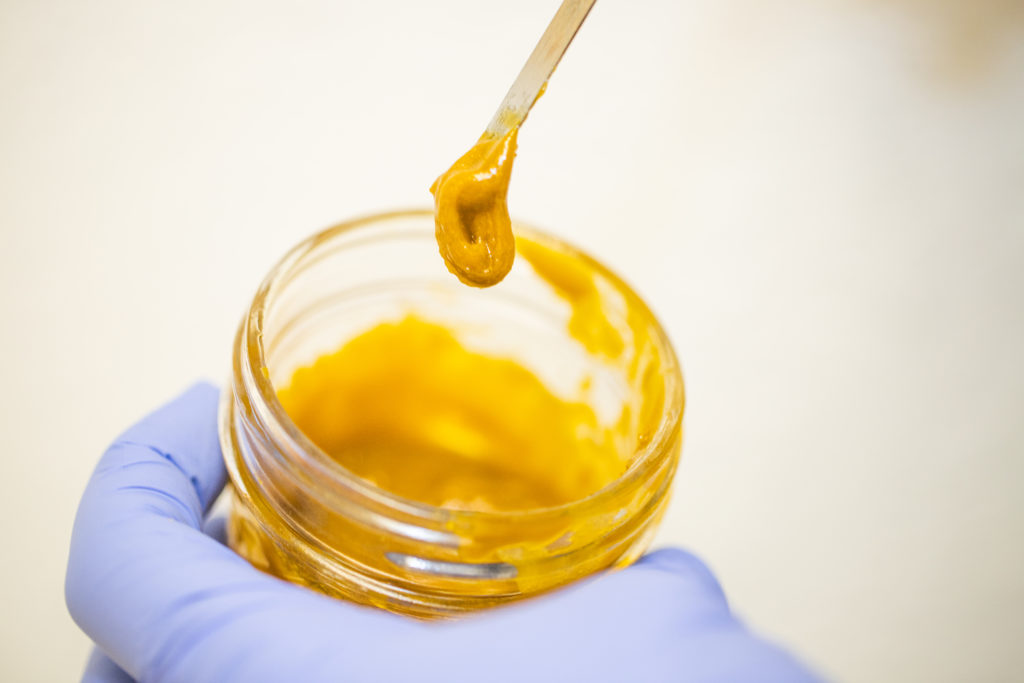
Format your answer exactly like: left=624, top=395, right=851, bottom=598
left=65, top=383, right=423, bottom=683
left=632, top=547, right=728, bottom=603
left=430, top=547, right=819, bottom=683
left=82, top=647, right=134, bottom=683
left=111, top=381, right=226, bottom=515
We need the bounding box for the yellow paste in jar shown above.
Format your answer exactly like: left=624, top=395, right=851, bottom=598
left=278, top=314, right=626, bottom=512
left=275, top=237, right=669, bottom=513
left=430, top=128, right=519, bottom=288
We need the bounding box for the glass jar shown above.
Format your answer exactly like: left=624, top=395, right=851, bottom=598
left=219, top=209, right=685, bottom=618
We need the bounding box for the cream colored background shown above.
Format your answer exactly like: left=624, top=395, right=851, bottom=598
left=2, top=1, right=1022, bottom=681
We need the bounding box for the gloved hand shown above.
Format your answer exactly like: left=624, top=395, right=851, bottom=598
left=67, top=383, right=820, bottom=683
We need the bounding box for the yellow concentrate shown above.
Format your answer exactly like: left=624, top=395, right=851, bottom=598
left=275, top=235, right=668, bottom=513
left=430, top=128, right=519, bottom=288
left=278, top=314, right=627, bottom=511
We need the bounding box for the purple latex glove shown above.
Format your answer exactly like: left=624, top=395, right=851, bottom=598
left=67, top=383, right=820, bottom=683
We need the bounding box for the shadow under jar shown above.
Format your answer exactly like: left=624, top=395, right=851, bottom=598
left=219, top=209, right=685, bottom=619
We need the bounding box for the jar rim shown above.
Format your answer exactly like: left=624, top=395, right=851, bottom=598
left=238, top=208, right=685, bottom=524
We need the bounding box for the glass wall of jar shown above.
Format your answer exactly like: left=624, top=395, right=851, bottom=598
left=219, top=210, right=685, bottom=618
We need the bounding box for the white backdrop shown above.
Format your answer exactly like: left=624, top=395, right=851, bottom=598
left=1, top=1, right=1022, bottom=680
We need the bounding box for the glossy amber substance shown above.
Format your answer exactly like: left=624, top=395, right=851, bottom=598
left=518, top=237, right=666, bottom=449
left=430, top=128, right=519, bottom=288
left=278, top=314, right=627, bottom=511
left=274, top=235, right=668, bottom=516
